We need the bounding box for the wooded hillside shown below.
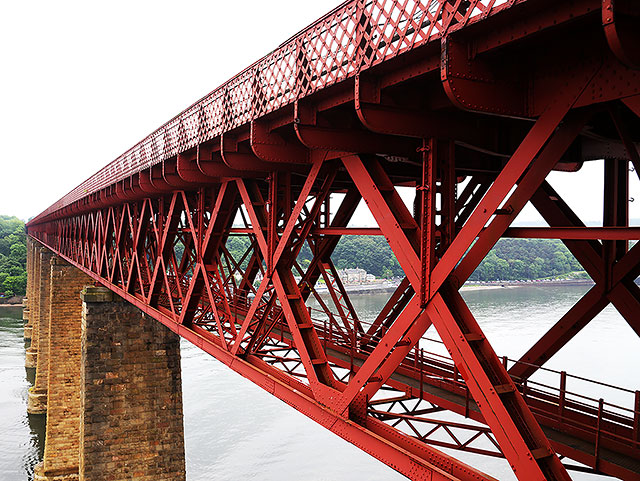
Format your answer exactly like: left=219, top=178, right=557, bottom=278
left=225, top=235, right=583, bottom=281
left=0, top=216, right=27, bottom=297
left=467, top=238, right=582, bottom=281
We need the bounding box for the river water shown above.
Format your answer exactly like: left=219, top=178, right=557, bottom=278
left=1, top=285, right=638, bottom=480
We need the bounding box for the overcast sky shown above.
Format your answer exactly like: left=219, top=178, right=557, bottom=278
left=1, top=1, right=637, bottom=226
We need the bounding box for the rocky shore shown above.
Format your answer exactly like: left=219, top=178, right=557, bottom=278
left=463, top=279, right=594, bottom=290
left=314, top=278, right=597, bottom=296
left=0, top=295, right=25, bottom=307
left=314, top=283, right=399, bottom=295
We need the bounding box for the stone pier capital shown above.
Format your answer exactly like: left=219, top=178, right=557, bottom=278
left=80, top=287, right=113, bottom=303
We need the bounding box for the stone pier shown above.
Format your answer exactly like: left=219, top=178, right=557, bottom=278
left=23, top=238, right=34, bottom=340
left=79, top=287, right=186, bottom=481
left=27, top=246, right=54, bottom=413
left=33, top=257, right=92, bottom=481
left=24, top=242, right=42, bottom=368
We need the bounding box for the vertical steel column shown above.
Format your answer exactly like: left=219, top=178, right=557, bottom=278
left=420, top=138, right=436, bottom=306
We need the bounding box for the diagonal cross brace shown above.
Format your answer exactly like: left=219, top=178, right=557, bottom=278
left=511, top=183, right=640, bottom=379
left=339, top=84, right=590, bottom=480
left=231, top=159, right=324, bottom=355
left=235, top=174, right=341, bottom=394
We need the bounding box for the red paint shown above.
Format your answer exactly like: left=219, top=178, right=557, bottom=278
left=27, top=1, right=640, bottom=480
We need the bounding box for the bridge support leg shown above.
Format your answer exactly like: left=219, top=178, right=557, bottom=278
left=79, top=287, right=185, bottom=481
left=27, top=246, right=54, bottom=414
left=25, top=242, right=42, bottom=368
left=23, top=237, right=34, bottom=340
left=34, top=257, right=93, bottom=481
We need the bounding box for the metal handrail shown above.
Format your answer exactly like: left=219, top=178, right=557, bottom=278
left=303, top=303, right=640, bottom=448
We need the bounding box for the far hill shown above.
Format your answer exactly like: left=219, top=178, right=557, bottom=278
left=0, top=215, right=27, bottom=298
left=225, top=235, right=586, bottom=282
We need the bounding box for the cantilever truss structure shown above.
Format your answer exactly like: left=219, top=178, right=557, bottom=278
left=28, top=1, right=640, bottom=480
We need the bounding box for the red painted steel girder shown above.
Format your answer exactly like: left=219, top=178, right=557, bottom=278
left=27, top=1, right=640, bottom=480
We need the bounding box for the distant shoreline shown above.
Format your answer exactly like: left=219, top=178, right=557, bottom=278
left=0, top=295, right=24, bottom=308
left=314, top=284, right=399, bottom=295
left=0, top=280, right=598, bottom=307
left=314, top=278, right=595, bottom=296
left=462, top=279, right=594, bottom=291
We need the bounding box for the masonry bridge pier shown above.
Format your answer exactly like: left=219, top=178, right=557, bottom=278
left=24, top=1, right=640, bottom=480
left=23, top=238, right=185, bottom=481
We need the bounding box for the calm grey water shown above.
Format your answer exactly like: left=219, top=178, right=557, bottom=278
left=0, top=306, right=44, bottom=481
left=1, top=286, right=638, bottom=480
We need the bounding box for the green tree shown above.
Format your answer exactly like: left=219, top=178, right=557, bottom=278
left=510, top=259, right=526, bottom=280
left=10, top=243, right=26, bottom=265
left=0, top=216, right=27, bottom=297
left=3, top=273, right=26, bottom=297
left=331, top=236, right=403, bottom=278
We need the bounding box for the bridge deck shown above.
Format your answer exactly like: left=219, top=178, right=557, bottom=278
left=274, top=318, right=640, bottom=480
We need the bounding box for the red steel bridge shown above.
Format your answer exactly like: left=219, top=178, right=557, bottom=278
left=27, top=1, right=640, bottom=479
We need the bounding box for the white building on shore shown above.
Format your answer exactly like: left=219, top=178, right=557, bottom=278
left=337, top=268, right=376, bottom=285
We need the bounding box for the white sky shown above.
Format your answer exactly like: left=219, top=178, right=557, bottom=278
left=1, top=1, right=638, bottom=226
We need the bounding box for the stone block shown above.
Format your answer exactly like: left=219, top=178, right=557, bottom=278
left=80, top=287, right=113, bottom=304
left=25, top=347, right=37, bottom=368
left=27, top=387, right=47, bottom=414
